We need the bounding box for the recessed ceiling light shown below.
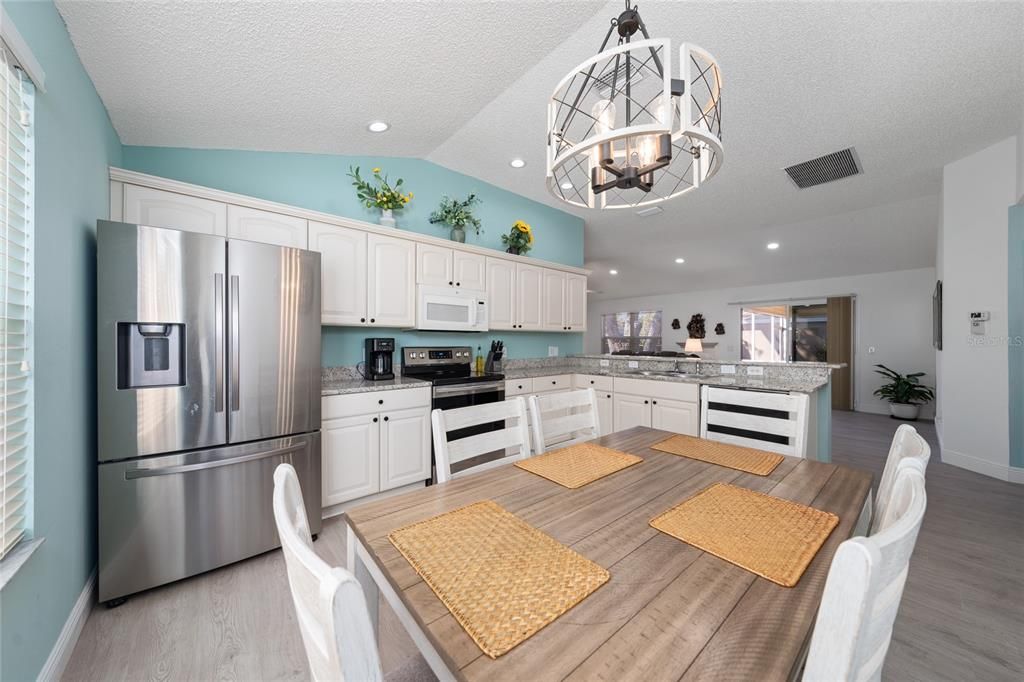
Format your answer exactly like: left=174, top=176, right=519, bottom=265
left=510, top=158, right=526, bottom=168
left=674, top=257, right=685, bottom=264
left=367, top=120, right=389, bottom=133
left=609, top=269, right=618, bottom=275
left=766, top=242, right=780, bottom=250
left=560, top=181, right=573, bottom=190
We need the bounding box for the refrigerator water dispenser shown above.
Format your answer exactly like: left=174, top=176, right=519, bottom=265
left=117, top=322, right=185, bottom=389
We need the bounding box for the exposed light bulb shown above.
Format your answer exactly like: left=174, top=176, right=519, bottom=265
left=591, top=99, right=616, bottom=134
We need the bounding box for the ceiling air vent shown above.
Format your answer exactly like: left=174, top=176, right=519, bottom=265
left=784, top=147, right=861, bottom=189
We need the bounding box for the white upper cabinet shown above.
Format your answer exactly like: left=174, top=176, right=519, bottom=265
left=564, top=273, right=587, bottom=331
left=416, top=243, right=453, bottom=287
left=542, top=269, right=567, bottom=331
left=226, top=205, right=307, bottom=248
left=123, top=185, right=227, bottom=236
left=486, top=257, right=516, bottom=330
left=368, top=234, right=416, bottom=327
left=308, top=221, right=368, bottom=325
left=453, top=251, right=487, bottom=291
left=515, top=263, right=544, bottom=330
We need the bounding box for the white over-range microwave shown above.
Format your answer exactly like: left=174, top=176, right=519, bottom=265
left=416, top=285, right=489, bottom=332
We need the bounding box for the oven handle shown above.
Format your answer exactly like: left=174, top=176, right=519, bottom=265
left=432, top=381, right=505, bottom=398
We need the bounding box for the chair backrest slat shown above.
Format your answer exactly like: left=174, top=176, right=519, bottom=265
left=528, top=388, right=601, bottom=454
left=272, top=464, right=382, bottom=682
left=700, top=385, right=809, bottom=457
left=804, top=461, right=927, bottom=682
left=873, top=424, right=930, bottom=533
left=431, top=397, right=531, bottom=483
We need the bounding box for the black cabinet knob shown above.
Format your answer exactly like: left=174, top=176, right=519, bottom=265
left=456, top=282, right=461, bottom=286
left=551, top=380, right=557, bottom=385
left=644, top=400, right=649, bottom=404
left=449, top=281, right=453, bottom=285
left=607, top=394, right=611, bottom=398
left=378, top=399, right=384, bottom=405
left=370, top=318, right=375, bottom=323
left=590, top=380, right=595, bottom=384
left=383, top=416, right=389, bottom=422
left=360, top=318, right=366, bottom=322
left=518, top=385, right=523, bottom=390
left=372, top=417, right=378, bottom=423
left=653, top=400, right=658, bottom=405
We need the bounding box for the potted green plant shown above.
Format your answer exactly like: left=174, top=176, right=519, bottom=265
left=428, top=194, right=482, bottom=243
left=501, top=220, right=534, bottom=255
left=872, top=364, right=935, bottom=421
left=347, top=166, right=412, bottom=227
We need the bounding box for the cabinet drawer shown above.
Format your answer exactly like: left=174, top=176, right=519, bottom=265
left=613, top=377, right=700, bottom=402
left=322, top=386, right=431, bottom=420
left=505, top=378, right=533, bottom=396
left=534, top=374, right=573, bottom=392
left=573, top=374, right=613, bottom=392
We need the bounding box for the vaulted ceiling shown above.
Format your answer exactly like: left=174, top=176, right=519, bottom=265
left=56, top=0, right=1024, bottom=300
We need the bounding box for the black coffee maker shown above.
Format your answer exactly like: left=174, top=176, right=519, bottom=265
left=363, top=338, right=395, bottom=380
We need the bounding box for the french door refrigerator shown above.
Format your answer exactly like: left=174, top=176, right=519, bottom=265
left=96, top=220, right=322, bottom=603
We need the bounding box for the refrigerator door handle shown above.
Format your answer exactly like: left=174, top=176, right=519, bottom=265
left=214, top=273, right=225, bottom=412
left=230, top=274, right=240, bottom=411
left=124, top=443, right=302, bottom=479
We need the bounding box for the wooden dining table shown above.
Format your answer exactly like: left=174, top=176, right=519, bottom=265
left=343, top=426, right=873, bottom=682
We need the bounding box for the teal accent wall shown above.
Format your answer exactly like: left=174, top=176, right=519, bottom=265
left=121, top=147, right=585, bottom=266
left=121, top=146, right=586, bottom=363
left=1009, top=205, right=1023, bottom=469
left=1, top=3, right=123, bottom=681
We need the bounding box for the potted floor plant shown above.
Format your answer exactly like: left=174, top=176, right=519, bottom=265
left=873, top=364, right=935, bottom=421
left=347, top=166, right=412, bottom=227
left=429, top=194, right=481, bottom=243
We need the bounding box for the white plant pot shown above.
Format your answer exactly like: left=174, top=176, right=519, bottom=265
left=379, top=208, right=397, bottom=228
left=889, top=403, right=920, bottom=421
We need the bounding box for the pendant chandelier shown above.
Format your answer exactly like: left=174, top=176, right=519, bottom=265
left=546, top=2, right=723, bottom=209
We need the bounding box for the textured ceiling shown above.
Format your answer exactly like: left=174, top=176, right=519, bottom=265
left=57, top=0, right=1024, bottom=300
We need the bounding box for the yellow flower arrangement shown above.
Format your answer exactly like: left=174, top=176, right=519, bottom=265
left=502, top=220, right=534, bottom=254
left=347, top=166, right=411, bottom=211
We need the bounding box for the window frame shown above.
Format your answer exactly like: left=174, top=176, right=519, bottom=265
left=601, top=310, right=663, bottom=354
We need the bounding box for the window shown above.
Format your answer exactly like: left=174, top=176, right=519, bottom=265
left=1, top=44, right=34, bottom=559
left=740, top=301, right=834, bottom=363
left=602, top=310, right=662, bottom=354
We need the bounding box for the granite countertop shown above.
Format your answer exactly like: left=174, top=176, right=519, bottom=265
left=570, top=354, right=846, bottom=369
left=321, top=375, right=430, bottom=397
left=502, top=364, right=827, bottom=393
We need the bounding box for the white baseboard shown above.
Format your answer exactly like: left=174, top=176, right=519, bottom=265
left=940, top=448, right=1022, bottom=484
left=37, top=569, right=95, bottom=682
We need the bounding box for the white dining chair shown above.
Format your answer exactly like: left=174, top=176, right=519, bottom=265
left=700, top=385, right=810, bottom=457
left=431, top=397, right=532, bottom=483
left=272, top=464, right=383, bottom=682
left=527, top=388, right=601, bottom=454
left=873, top=424, right=931, bottom=534
left=803, top=459, right=927, bottom=682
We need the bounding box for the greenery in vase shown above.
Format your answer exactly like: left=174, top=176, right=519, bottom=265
left=501, top=220, right=534, bottom=254
left=347, top=166, right=412, bottom=210
left=872, top=364, right=935, bottom=405
left=429, top=194, right=482, bottom=235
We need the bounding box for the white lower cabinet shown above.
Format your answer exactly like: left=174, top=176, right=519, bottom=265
left=595, top=392, right=614, bottom=436
left=612, top=377, right=700, bottom=436
left=614, top=393, right=653, bottom=431
left=321, top=387, right=431, bottom=508
left=651, top=398, right=700, bottom=435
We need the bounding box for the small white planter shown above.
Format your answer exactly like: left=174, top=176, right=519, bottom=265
left=889, top=403, right=921, bottom=421
left=379, top=208, right=397, bottom=228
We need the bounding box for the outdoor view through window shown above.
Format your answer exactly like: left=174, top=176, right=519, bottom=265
left=602, top=311, right=663, bottom=354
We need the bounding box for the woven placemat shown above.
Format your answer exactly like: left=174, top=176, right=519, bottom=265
left=388, top=500, right=609, bottom=658
left=651, top=434, right=784, bottom=476
left=650, top=483, right=839, bottom=587
left=515, top=442, right=643, bottom=488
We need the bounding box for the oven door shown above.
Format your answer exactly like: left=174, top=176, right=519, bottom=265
left=417, top=286, right=488, bottom=332
left=431, top=381, right=505, bottom=481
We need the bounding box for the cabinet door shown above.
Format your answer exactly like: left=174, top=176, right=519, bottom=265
left=613, top=393, right=651, bottom=431
left=380, top=406, right=431, bottom=489
left=368, top=234, right=416, bottom=327
left=486, top=258, right=517, bottom=330
left=564, top=273, right=588, bottom=331
left=124, top=185, right=227, bottom=236
left=416, top=243, right=453, bottom=287
left=227, top=205, right=307, bottom=248
left=453, top=251, right=487, bottom=291
left=309, top=221, right=368, bottom=325
left=515, top=263, right=544, bottom=330
left=542, top=269, right=567, bottom=331
left=651, top=398, right=700, bottom=436
left=322, top=414, right=380, bottom=506
left=596, top=392, right=614, bottom=436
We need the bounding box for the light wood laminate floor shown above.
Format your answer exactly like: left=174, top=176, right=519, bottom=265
left=62, top=412, right=1024, bottom=681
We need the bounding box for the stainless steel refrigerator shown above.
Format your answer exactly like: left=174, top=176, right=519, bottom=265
left=96, top=220, right=322, bottom=604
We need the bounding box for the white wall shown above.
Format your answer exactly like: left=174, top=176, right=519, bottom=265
left=1018, top=118, right=1023, bottom=203
left=587, top=267, right=938, bottom=418
left=937, top=136, right=1018, bottom=480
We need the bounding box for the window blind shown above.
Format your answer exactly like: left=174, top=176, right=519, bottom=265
left=1, top=44, right=34, bottom=560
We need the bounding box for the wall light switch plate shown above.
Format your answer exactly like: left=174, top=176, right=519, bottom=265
left=720, top=364, right=736, bottom=374
left=747, top=365, right=764, bottom=376
left=600, top=359, right=610, bottom=367
left=628, top=361, right=639, bottom=369
left=548, top=346, right=559, bottom=357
